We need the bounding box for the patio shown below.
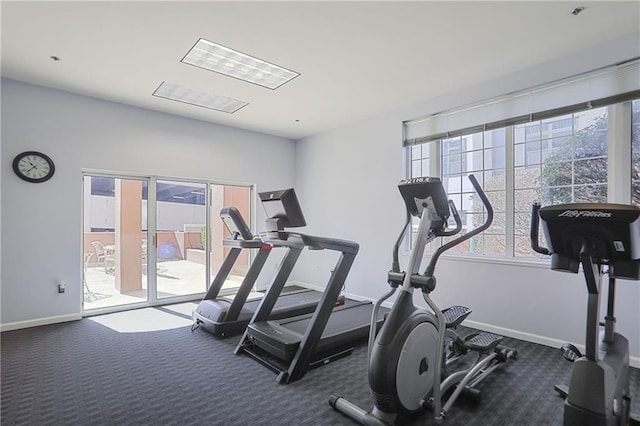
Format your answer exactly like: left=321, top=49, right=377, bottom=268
left=83, top=259, right=245, bottom=310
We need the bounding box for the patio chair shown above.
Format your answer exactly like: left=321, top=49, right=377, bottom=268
left=141, top=238, right=147, bottom=264
left=83, top=252, right=94, bottom=295
left=91, top=240, right=115, bottom=274
left=90, top=241, right=106, bottom=265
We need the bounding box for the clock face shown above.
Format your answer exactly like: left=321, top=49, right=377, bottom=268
left=13, top=151, right=55, bottom=183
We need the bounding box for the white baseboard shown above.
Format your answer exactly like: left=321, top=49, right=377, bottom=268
left=293, top=281, right=640, bottom=369
left=464, top=319, right=572, bottom=351
left=0, top=313, right=81, bottom=332
left=3, top=286, right=638, bottom=369
left=461, top=319, right=640, bottom=369
left=291, top=281, right=379, bottom=303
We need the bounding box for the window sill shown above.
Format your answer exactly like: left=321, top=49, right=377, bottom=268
left=399, top=251, right=551, bottom=270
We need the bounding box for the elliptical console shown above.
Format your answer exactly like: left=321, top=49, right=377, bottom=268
left=531, top=202, right=640, bottom=425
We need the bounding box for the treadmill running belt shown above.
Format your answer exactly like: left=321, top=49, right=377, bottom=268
left=194, top=288, right=325, bottom=337
left=247, top=302, right=389, bottom=361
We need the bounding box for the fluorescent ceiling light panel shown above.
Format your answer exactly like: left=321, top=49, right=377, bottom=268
left=182, top=38, right=299, bottom=90
left=153, top=82, right=248, bottom=114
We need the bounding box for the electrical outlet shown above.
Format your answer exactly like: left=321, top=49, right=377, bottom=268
left=57, top=281, right=66, bottom=294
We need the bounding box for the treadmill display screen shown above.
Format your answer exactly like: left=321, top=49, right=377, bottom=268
left=260, top=188, right=307, bottom=229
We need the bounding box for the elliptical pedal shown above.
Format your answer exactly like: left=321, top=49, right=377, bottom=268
left=463, top=332, right=503, bottom=352
left=442, top=305, right=472, bottom=328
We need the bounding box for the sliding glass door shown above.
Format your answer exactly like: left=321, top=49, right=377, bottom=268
left=82, top=176, right=149, bottom=310
left=82, top=173, right=253, bottom=314
left=155, top=179, right=208, bottom=299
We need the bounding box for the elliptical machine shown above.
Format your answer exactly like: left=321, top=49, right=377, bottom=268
left=531, top=202, right=640, bottom=426
left=330, top=174, right=517, bottom=425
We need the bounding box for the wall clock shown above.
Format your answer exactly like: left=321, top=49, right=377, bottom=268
left=12, top=151, right=55, bottom=183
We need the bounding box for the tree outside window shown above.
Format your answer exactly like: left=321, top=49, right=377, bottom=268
left=408, top=99, right=639, bottom=259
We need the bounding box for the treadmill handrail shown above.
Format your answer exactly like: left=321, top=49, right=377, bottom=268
left=261, top=231, right=359, bottom=254
left=222, top=238, right=270, bottom=249
left=259, top=231, right=307, bottom=249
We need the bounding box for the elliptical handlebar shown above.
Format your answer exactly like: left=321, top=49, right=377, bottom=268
left=468, top=174, right=494, bottom=231
left=437, top=199, right=462, bottom=237
left=391, top=212, right=412, bottom=273
left=423, top=174, right=493, bottom=277
left=530, top=202, right=550, bottom=255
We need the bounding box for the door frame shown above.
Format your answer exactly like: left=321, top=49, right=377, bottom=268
left=81, top=171, right=255, bottom=316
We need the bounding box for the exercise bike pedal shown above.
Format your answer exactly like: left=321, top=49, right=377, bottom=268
left=442, top=305, right=472, bottom=328
left=560, top=343, right=582, bottom=362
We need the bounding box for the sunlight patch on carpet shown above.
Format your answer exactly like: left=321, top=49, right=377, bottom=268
left=88, top=306, right=194, bottom=333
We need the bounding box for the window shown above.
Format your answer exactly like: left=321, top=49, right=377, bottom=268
left=633, top=100, right=640, bottom=206
left=407, top=99, right=637, bottom=259
left=440, top=130, right=506, bottom=256
left=91, top=177, right=205, bottom=205
left=513, top=107, right=608, bottom=257
left=410, top=144, right=431, bottom=178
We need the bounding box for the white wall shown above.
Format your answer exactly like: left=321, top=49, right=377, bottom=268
left=2, top=32, right=639, bottom=365
left=294, top=32, right=640, bottom=364
left=1, top=78, right=296, bottom=328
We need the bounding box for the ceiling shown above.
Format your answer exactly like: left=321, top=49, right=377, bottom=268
left=2, top=1, right=639, bottom=140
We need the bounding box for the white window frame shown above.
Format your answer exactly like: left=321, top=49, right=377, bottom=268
left=405, top=98, right=638, bottom=261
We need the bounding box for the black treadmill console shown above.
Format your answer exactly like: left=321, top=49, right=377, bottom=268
left=537, top=203, right=640, bottom=279
left=398, top=177, right=450, bottom=221
left=220, top=207, right=254, bottom=241
left=260, top=188, right=307, bottom=232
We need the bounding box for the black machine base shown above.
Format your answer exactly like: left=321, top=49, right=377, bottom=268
left=238, top=338, right=355, bottom=384
left=236, top=301, right=388, bottom=382
left=193, top=288, right=325, bottom=338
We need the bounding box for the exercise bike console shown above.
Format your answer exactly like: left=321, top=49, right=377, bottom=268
left=532, top=202, right=640, bottom=278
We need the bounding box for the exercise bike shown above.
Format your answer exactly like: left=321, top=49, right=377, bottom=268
left=330, top=174, right=517, bottom=425
left=531, top=201, right=640, bottom=426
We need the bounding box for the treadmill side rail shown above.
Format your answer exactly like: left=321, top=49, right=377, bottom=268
left=278, top=250, right=358, bottom=383
left=235, top=241, right=381, bottom=384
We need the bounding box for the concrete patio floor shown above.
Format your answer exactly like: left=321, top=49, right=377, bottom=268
left=83, top=259, right=244, bottom=311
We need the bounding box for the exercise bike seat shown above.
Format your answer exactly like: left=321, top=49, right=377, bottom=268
left=442, top=305, right=472, bottom=328
left=463, top=332, right=504, bottom=353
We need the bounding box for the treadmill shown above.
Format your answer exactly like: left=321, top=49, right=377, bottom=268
left=192, top=202, right=325, bottom=338
left=235, top=189, right=389, bottom=384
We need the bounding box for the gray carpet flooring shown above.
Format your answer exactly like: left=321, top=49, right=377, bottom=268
left=1, top=302, right=639, bottom=426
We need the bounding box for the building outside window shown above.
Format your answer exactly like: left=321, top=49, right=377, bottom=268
left=88, top=178, right=206, bottom=232
left=410, top=143, right=431, bottom=178
left=407, top=99, right=638, bottom=259
left=438, top=130, right=506, bottom=256
left=513, top=107, right=608, bottom=257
